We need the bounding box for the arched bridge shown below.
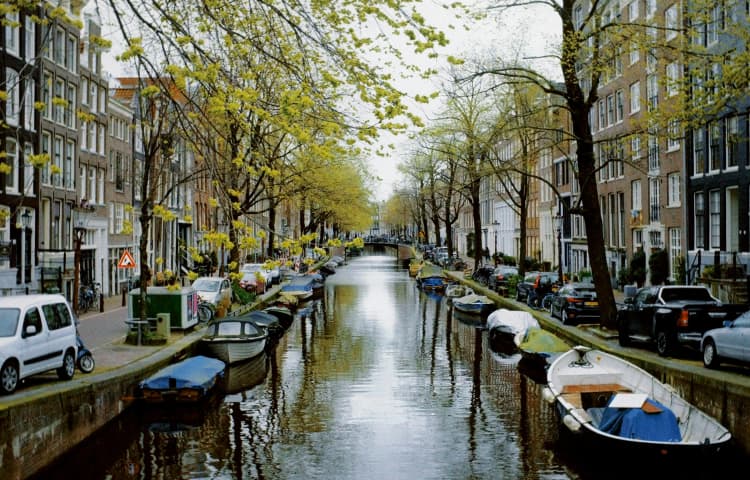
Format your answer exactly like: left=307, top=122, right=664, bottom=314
left=363, top=242, right=414, bottom=265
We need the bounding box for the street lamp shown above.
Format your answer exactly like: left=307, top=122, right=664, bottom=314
left=72, top=204, right=93, bottom=313
left=555, top=213, right=564, bottom=282
left=19, top=209, right=31, bottom=286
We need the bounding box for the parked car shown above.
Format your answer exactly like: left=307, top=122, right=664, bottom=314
left=701, top=310, right=750, bottom=368
left=0, top=294, right=78, bottom=394
left=241, top=263, right=273, bottom=287
left=487, top=266, right=518, bottom=292
left=515, top=272, right=560, bottom=306
left=550, top=282, right=599, bottom=325
left=617, top=285, right=746, bottom=356
left=192, top=276, right=233, bottom=307
left=239, top=271, right=266, bottom=294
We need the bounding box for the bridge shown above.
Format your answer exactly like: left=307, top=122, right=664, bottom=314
left=363, top=241, right=415, bottom=266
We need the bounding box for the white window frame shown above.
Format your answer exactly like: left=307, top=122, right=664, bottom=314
left=667, top=120, right=680, bottom=151
left=631, top=179, right=642, bottom=212
left=24, top=16, right=35, bottom=61
left=4, top=137, right=19, bottom=193
left=667, top=173, right=681, bottom=207
left=5, top=68, right=20, bottom=126
left=23, top=78, right=35, bottom=131
left=665, top=5, right=678, bottom=42
left=4, top=10, right=20, bottom=57
left=709, top=189, right=720, bottom=248
left=695, top=192, right=705, bottom=249
left=666, top=62, right=680, bottom=97
left=629, top=82, right=640, bottom=114
left=631, top=136, right=641, bottom=160
left=629, top=1, right=639, bottom=21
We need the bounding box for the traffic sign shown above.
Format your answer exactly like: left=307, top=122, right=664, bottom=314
left=118, top=250, right=137, bottom=269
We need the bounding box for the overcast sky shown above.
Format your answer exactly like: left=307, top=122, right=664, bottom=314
left=100, top=1, right=561, bottom=202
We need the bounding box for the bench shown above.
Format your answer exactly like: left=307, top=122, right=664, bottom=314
left=561, top=383, right=631, bottom=394
left=560, top=384, right=632, bottom=410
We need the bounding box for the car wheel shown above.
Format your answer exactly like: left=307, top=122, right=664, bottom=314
left=702, top=339, right=721, bottom=369
left=0, top=361, right=19, bottom=395
left=561, top=307, right=569, bottom=325
left=655, top=329, right=675, bottom=357
left=57, top=349, right=76, bottom=380
left=617, top=317, right=630, bottom=346
left=78, top=353, right=95, bottom=374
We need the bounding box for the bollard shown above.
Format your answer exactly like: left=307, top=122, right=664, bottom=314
left=100, top=293, right=104, bottom=312
left=122, top=287, right=126, bottom=307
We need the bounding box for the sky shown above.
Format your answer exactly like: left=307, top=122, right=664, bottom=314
left=99, top=1, right=562, bottom=202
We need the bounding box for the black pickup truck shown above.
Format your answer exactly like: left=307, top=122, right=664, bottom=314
left=617, top=285, right=747, bottom=357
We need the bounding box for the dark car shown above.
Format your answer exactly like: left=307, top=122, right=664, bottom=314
left=516, top=272, right=559, bottom=306
left=488, top=266, right=519, bottom=292
left=550, top=282, right=600, bottom=325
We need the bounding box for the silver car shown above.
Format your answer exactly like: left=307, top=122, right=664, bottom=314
left=192, top=276, right=233, bottom=307
left=701, top=310, right=750, bottom=369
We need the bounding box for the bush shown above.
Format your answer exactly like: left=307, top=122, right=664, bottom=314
left=617, top=267, right=631, bottom=288
left=649, top=249, right=669, bottom=285
left=232, top=282, right=255, bottom=305
left=630, top=250, right=647, bottom=287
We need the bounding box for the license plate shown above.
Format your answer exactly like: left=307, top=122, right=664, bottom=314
left=584, top=301, right=598, bottom=306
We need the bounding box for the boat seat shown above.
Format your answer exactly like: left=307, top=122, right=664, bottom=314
left=561, top=392, right=582, bottom=408
left=561, top=383, right=630, bottom=394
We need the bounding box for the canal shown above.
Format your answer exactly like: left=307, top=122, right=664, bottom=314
left=33, top=255, right=742, bottom=479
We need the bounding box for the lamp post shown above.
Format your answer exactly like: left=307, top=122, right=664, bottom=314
left=72, top=205, right=93, bottom=313
left=20, top=209, right=31, bottom=286
left=555, top=213, right=564, bottom=282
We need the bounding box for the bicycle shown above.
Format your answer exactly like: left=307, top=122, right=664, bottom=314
left=197, top=301, right=215, bottom=324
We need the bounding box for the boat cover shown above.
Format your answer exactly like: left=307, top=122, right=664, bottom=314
left=516, top=327, right=569, bottom=355
left=281, top=276, right=315, bottom=293
left=487, top=309, right=540, bottom=335
left=140, top=355, right=226, bottom=391
left=420, top=277, right=445, bottom=289
left=598, top=397, right=682, bottom=442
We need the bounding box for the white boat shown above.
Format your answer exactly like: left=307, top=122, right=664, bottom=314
left=544, top=346, right=732, bottom=460
left=445, top=284, right=473, bottom=299
left=200, top=316, right=268, bottom=364
left=487, top=309, right=539, bottom=345
left=452, top=293, right=495, bottom=316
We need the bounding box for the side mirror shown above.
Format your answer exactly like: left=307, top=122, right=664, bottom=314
left=24, top=324, right=38, bottom=337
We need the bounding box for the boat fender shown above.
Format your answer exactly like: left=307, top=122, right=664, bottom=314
left=562, top=414, right=582, bottom=433
left=542, top=387, right=556, bottom=404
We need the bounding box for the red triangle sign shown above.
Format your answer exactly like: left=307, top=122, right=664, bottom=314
left=118, top=250, right=137, bottom=269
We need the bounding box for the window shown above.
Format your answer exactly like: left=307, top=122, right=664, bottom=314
left=633, top=229, right=643, bottom=249
left=667, top=120, right=680, bottom=151
left=665, top=5, right=678, bottom=42
left=630, top=82, right=640, bottom=113
left=4, top=69, right=20, bottom=126
left=90, top=82, right=97, bottom=114
left=631, top=179, right=642, bottom=212
left=66, top=84, right=76, bottom=129
left=4, top=138, right=19, bottom=193
left=54, top=27, right=65, bottom=65
left=98, top=123, right=105, bottom=155
left=708, top=122, right=721, bottom=172
left=41, top=131, right=51, bottom=185
left=694, top=192, right=706, bottom=248
left=709, top=190, right=720, bottom=248
left=629, top=42, right=640, bottom=65
left=646, top=74, right=658, bottom=111
left=81, top=77, right=89, bottom=105
left=23, top=142, right=33, bottom=196
left=615, top=90, right=624, bottom=123
left=66, top=34, right=77, bottom=72
left=88, top=122, right=96, bottom=151
left=65, top=140, right=75, bottom=189
left=666, top=62, right=680, bottom=96
left=631, top=135, right=641, bottom=160
left=573, top=5, right=584, bottom=28
left=647, top=133, right=659, bottom=172
left=693, top=128, right=705, bottom=175
left=81, top=121, right=88, bottom=151
left=54, top=78, right=65, bottom=124
left=89, top=168, right=96, bottom=204
left=646, top=0, right=657, bottom=18
left=668, top=173, right=681, bottom=206
left=598, top=99, right=606, bottom=130
left=4, top=10, right=19, bottom=56
left=726, top=116, right=740, bottom=169
left=629, top=1, right=639, bottom=20
left=649, top=177, right=661, bottom=222
left=43, top=73, right=52, bottom=120
left=115, top=152, right=124, bottom=191
left=24, top=16, right=35, bottom=61
left=707, top=5, right=722, bottom=45
left=53, top=136, right=63, bottom=187
left=23, top=78, right=35, bottom=131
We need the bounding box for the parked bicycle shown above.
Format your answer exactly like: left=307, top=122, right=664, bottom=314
left=78, top=283, right=100, bottom=313
left=197, top=300, right=215, bottom=324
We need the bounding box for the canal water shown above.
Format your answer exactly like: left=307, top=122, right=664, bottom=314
left=34, top=255, right=740, bottom=479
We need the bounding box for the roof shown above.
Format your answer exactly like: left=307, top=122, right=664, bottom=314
left=0, top=294, right=69, bottom=309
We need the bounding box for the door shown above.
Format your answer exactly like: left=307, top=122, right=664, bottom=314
left=19, top=307, right=50, bottom=377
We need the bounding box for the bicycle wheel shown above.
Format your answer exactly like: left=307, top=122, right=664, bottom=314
left=542, top=295, right=554, bottom=312
left=198, top=303, right=214, bottom=323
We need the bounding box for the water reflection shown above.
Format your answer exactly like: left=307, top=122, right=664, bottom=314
left=31, top=254, right=745, bottom=479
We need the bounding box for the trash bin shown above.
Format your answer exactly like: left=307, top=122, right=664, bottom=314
left=128, top=286, right=199, bottom=330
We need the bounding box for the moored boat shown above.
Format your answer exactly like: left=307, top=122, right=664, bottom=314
left=200, top=316, right=268, bottom=364
left=263, top=305, right=294, bottom=329
left=139, top=355, right=226, bottom=403
left=486, top=309, right=539, bottom=347
left=513, top=326, right=570, bottom=382
left=445, top=283, right=473, bottom=299
left=416, top=264, right=447, bottom=292
left=281, top=275, right=316, bottom=299
left=452, top=293, right=495, bottom=316
left=544, top=346, right=732, bottom=460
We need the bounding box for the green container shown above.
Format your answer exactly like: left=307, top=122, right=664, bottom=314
left=128, top=286, right=199, bottom=330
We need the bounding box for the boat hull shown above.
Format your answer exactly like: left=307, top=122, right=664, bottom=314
left=201, top=337, right=266, bottom=364
left=139, top=355, right=226, bottom=403
left=546, top=347, right=732, bottom=461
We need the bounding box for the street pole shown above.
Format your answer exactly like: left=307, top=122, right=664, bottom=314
left=556, top=217, right=564, bottom=282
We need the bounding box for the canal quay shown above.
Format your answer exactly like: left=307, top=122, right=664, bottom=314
left=3, top=253, right=750, bottom=479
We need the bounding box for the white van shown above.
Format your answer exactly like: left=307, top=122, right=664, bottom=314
left=0, top=294, right=78, bottom=394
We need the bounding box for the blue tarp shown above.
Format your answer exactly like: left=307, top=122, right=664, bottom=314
left=598, top=397, right=682, bottom=442
left=140, top=355, right=225, bottom=391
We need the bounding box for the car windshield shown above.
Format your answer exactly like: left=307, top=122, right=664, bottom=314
left=661, top=287, right=715, bottom=302
left=243, top=264, right=262, bottom=272
left=193, top=279, right=220, bottom=292
left=0, top=308, right=20, bottom=337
